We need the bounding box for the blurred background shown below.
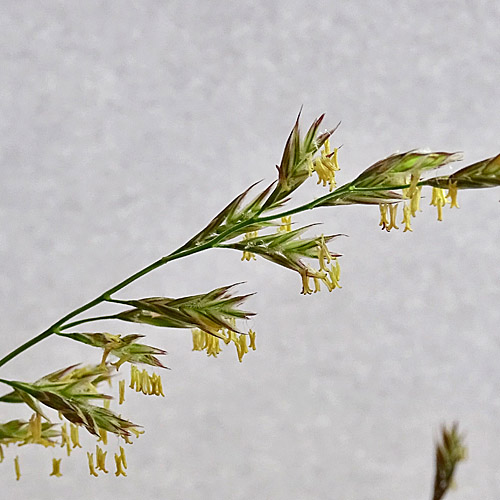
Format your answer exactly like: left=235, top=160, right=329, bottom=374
left=1, top=1, right=499, bottom=498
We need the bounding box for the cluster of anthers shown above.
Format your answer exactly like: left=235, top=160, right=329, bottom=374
left=308, top=138, right=340, bottom=191
left=241, top=231, right=258, bottom=261
left=239, top=217, right=342, bottom=296
left=192, top=326, right=256, bottom=362
left=430, top=181, right=459, bottom=221
left=1, top=365, right=164, bottom=480
left=278, top=216, right=292, bottom=233
left=83, top=368, right=159, bottom=477
left=379, top=177, right=460, bottom=232
left=277, top=213, right=342, bottom=296
left=300, top=234, right=341, bottom=296
left=87, top=445, right=128, bottom=478
left=129, top=365, right=165, bottom=398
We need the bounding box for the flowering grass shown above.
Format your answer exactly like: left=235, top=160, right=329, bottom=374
left=0, top=112, right=497, bottom=494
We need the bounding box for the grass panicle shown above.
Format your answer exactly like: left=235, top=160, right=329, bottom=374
left=0, top=111, right=498, bottom=484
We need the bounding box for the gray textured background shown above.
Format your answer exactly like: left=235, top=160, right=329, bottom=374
left=1, top=1, right=499, bottom=499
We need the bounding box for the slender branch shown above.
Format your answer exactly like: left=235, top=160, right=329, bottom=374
left=0, top=257, right=170, bottom=368
left=0, top=378, right=15, bottom=387
left=58, top=315, right=119, bottom=331
left=0, top=228, right=234, bottom=368
left=0, top=331, right=56, bottom=370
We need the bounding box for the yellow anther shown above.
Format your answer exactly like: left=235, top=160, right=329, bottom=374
left=226, top=329, right=238, bottom=344
left=192, top=328, right=207, bottom=351
left=324, top=138, right=331, bottom=156
left=318, top=234, right=332, bottom=271
left=236, top=334, right=249, bottom=363
left=205, top=334, right=221, bottom=357
left=119, top=379, right=125, bottom=405
left=135, top=365, right=143, bottom=390
left=95, top=445, right=108, bottom=473
left=151, top=373, right=165, bottom=397
left=332, top=147, right=340, bottom=171
left=14, top=456, right=21, bottom=481
left=240, top=231, right=258, bottom=261
left=323, top=277, right=335, bottom=292
left=133, top=369, right=142, bottom=392
left=157, top=374, right=165, bottom=396
left=141, top=369, right=152, bottom=395
left=241, top=250, right=256, bottom=261
left=220, top=328, right=232, bottom=345
left=104, top=398, right=110, bottom=410
left=410, top=185, right=422, bottom=216
left=26, top=413, right=54, bottom=447
left=60, top=423, right=71, bottom=456
left=50, top=458, right=63, bottom=477
left=333, top=259, right=341, bottom=280
left=279, top=216, right=292, bottom=232
left=313, top=276, right=321, bottom=293
left=130, top=427, right=145, bottom=438
left=148, top=373, right=155, bottom=395
left=28, top=413, right=42, bottom=443
left=150, top=373, right=158, bottom=395
left=323, top=259, right=342, bottom=292
left=385, top=204, right=399, bottom=231
left=70, top=424, right=82, bottom=449
left=248, top=329, right=256, bottom=350
left=300, top=271, right=313, bottom=295
left=315, top=161, right=327, bottom=183
left=122, top=434, right=132, bottom=445
left=218, top=328, right=228, bottom=344
left=147, top=372, right=155, bottom=395
left=430, top=187, right=447, bottom=221
left=406, top=172, right=420, bottom=199
left=379, top=204, right=389, bottom=230
left=87, top=452, right=98, bottom=477
left=119, top=446, right=128, bottom=469
left=446, top=180, right=459, bottom=208
left=114, top=453, right=127, bottom=477
left=98, top=428, right=108, bottom=446
left=0, top=444, right=4, bottom=463
left=402, top=203, right=413, bottom=232
left=129, top=365, right=138, bottom=389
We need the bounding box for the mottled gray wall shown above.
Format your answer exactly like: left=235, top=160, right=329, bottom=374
left=1, top=1, right=499, bottom=499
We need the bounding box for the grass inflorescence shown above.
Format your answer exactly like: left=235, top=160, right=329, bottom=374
left=0, top=112, right=498, bottom=490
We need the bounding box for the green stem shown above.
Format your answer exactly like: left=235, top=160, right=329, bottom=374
left=257, top=184, right=352, bottom=222
left=255, top=178, right=431, bottom=224
left=105, top=298, right=131, bottom=306
left=0, top=252, right=182, bottom=368
left=0, top=378, right=15, bottom=388
left=0, top=331, right=55, bottom=370
left=58, top=315, right=119, bottom=331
